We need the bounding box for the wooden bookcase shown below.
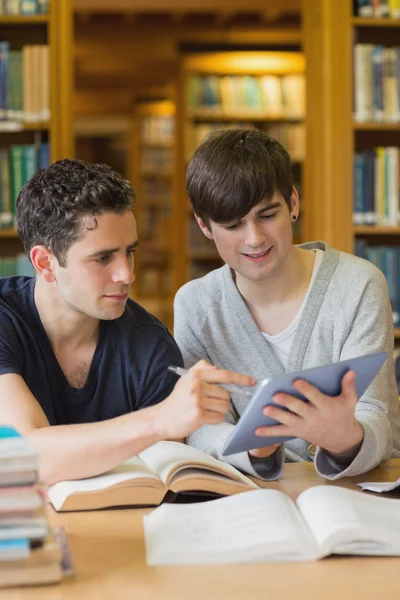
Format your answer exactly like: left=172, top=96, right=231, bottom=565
left=129, top=100, right=176, bottom=330
left=302, top=0, right=400, bottom=339
left=0, top=0, right=73, bottom=262
left=173, top=50, right=306, bottom=291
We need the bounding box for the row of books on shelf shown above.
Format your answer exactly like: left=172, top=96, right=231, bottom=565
left=0, top=425, right=70, bottom=588
left=0, top=43, right=49, bottom=124
left=0, top=142, right=49, bottom=226
left=140, top=206, right=171, bottom=248
left=138, top=264, right=172, bottom=297
left=141, top=146, right=172, bottom=174
left=0, top=0, right=48, bottom=14
left=140, top=177, right=172, bottom=206
left=353, top=147, right=399, bottom=226
left=140, top=115, right=174, bottom=146
left=355, top=0, right=400, bottom=17
left=354, top=45, right=400, bottom=124
left=186, top=74, right=305, bottom=119
left=190, top=257, right=223, bottom=281
left=185, top=122, right=305, bottom=162
left=355, top=241, right=400, bottom=326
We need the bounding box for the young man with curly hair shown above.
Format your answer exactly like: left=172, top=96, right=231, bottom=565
left=0, top=159, right=253, bottom=484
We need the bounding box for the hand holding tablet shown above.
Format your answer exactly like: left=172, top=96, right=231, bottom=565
left=222, top=352, right=387, bottom=456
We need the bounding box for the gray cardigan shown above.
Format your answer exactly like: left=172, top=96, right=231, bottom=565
left=174, top=241, right=400, bottom=480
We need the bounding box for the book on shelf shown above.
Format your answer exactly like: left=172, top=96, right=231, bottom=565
left=144, top=484, right=400, bottom=565
left=353, top=147, right=400, bottom=226
left=186, top=73, right=305, bottom=119
left=0, top=42, right=49, bottom=124
left=0, top=142, right=50, bottom=226
left=141, top=114, right=174, bottom=145
left=355, top=0, right=400, bottom=18
left=354, top=242, right=400, bottom=326
left=47, top=441, right=258, bottom=512
left=0, top=0, right=49, bottom=16
left=354, top=44, right=400, bottom=123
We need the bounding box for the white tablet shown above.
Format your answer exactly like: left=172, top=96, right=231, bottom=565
left=222, top=351, right=387, bottom=456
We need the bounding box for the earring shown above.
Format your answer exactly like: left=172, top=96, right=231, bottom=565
left=292, top=215, right=297, bottom=221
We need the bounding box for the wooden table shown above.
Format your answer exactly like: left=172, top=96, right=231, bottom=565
left=4, top=459, right=400, bottom=600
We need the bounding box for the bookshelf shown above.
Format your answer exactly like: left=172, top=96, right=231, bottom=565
left=174, top=50, right=306, bottom=291
left=303, top=0, right=400, bottom=339
left=0, top=0, right=73, bottom=275
left=129, top=100, right=176, bottom=330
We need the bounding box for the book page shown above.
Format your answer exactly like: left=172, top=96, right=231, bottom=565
left=357, top=478, right=400, bottom=493
left=296, top=485, right=400, bottom=555
left=144, top=488, right=320, bottom=565
left=47, top=456, right=160, bottom=511
left=139, top=441, right=257, bottom=488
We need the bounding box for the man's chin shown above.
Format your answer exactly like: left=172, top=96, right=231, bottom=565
left=94, top=305, right=127, bottom=321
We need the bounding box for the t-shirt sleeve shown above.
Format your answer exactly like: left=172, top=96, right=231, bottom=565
left=136, top=333, right=184, bottom=410
left=0, top=312, right=24, bottom=376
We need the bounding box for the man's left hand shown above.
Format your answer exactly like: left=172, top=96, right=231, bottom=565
left=255, top=370, right=364, bottom=456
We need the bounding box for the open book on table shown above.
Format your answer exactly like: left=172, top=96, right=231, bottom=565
left=144, top=485, right=400, bottom=565
left=47, top=441, right=258, bottom=512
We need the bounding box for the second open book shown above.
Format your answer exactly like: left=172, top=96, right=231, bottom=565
left=47, top=441, right=258, bottom=511
left=144, top=485, right=400, bottom=564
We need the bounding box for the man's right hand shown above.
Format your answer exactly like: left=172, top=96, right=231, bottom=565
left=154, top=360, right=256, bottom=440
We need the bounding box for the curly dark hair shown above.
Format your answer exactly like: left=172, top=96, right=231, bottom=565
left=186, top=129, right=293, bottom=226
left=16, top=158, right=135, bottom=267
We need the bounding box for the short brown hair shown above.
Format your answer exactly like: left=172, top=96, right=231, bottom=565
left=17, top=159, right=135, bottom=266
left=186, top=129, right=293, bottom=224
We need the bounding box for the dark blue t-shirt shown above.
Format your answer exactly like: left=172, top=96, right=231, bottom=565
left=0, top=277, right=183, bottom=425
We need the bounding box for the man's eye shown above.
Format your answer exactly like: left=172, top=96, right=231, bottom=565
left=96, top=255, right=111, bottom=264
left=224, top=223, right=241, bottom=231
left=261, top=213, right=276, bottom=220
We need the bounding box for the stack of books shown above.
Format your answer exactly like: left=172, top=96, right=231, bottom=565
left=0, top=425, right=69, bottom=588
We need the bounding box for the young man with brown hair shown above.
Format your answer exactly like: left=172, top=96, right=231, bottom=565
left=174, top=129, right=400, bottom=480
left=0, top=159, right=254, bottom=484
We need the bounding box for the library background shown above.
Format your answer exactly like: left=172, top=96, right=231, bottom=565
left=0, top=0, right=399, bottom=361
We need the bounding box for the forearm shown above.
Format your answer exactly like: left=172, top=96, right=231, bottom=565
left=28, top=405, right=164, bottom=484
left=316, top=411, right=392, bottom=479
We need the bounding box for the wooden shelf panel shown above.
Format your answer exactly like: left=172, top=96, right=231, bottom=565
left=188, top=113, right=303, bottom=123
left=141, top=141, right=173, bottom=149
left=183, top=51, right=305, bottom=75
left=0, top=229, right=18, bottom=238
left=353, top=122, right=400, bottom=131
left=395, top=329, right=400, bottom=339
left=352, top=17, right=400, bottom=27
left=0, top=121, right=50, bottom=132
left=141, top=170, right=173, bottom=178
left=354, top=226, right=400, bottom=235
left=0, top=16, right=48, bottom=25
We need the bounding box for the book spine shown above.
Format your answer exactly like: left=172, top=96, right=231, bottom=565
left=20, top=1, right=39, bottom=15
left=353, top=153, right=366, bottom=224
left=0, top=150, right=12, bottom=228
left=0, top=42, right=9, bottom=122
left=5, top=0, right=20, bottom=15
left=9, top=145, right=23, bottom=222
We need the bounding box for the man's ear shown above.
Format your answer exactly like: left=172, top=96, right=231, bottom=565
left=30, top=246, right=57, bottom=282
left=194, top=214, right=213, bottom=240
